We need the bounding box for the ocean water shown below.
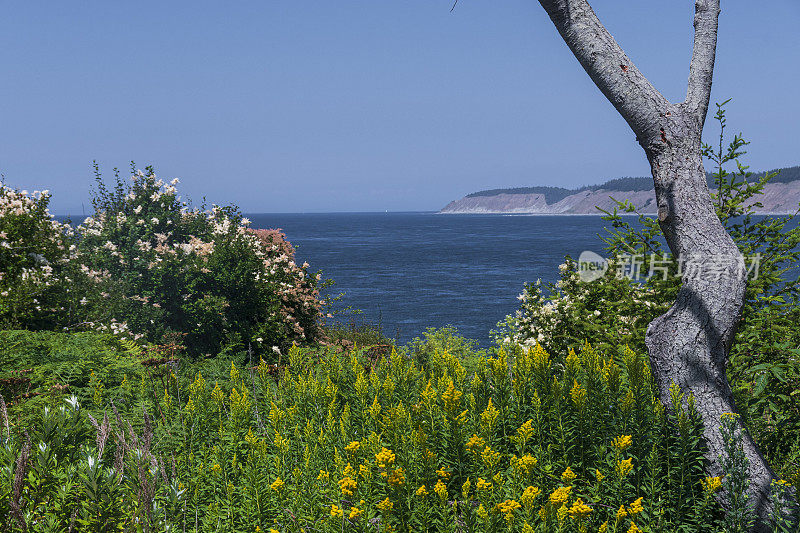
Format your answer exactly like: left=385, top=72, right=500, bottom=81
left=247, top=213, right=622, bottom=346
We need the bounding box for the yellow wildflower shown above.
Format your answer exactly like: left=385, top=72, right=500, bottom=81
left=517, top=419, right=534, bottom=443
left=441, top=380, right=463, bottom=412
left=615, top=457, right=633, bottom=477
left=702, top=476, right=722, bottom=493
left=270, top=478, right=285, bottom=491
left=497, top=499, right=522, bottom=522
left=434, top=479, right=448, bottom=501
left=345, top=441, right=361, bottom=453
left=462, top=478, right=471, bottom=499
left=376, top=497, right=393, bottom=513
left=387, top=467, right=405, bottom=487
left=627, top=523, right=641, bottom=533
left=338, top=476, right=357, bottom=496
left=375, top=447, right=396, bottom=469
left=612, top=435, right=633, bottom=451
left=628, top=497, right=644, bottom=515
left=476, top=477, right=493, bottom=492
left=349, top=506, right=364, bottom=520
left=616, top=505, right=628, bottom=519
left=549, top=486, right=572, bottom=505
left=416, top=484, right=429, bottom=496
left=436, top=466, right=450, bottom=479
left=595, top=469, right=605, bottom=483
left=521, top=486, right=541, bottom=509
left=480, top=399, right=500, bottom=429
left=570, top=380, right=587, bottom=408
left=466, top=434, right=486, bottom=453
left=481, top=446, right=502, bottom=469
left=477, top=503, right=489, bottom=520
left=557, top=504, right=569, bottom=523
left=330, top=504, right=343, bottom=518
left=513, top=454, right=538, bottom=475
left=599, top=521, right=608, bottom=533
left=569, top=498, right=593, bottom=519
left=562, top=466, right=577, bottom=483
left=317, top=470, right=329, bottom=481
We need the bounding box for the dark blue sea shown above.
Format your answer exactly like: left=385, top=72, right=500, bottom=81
left=247, top=213, right=620, bottom=346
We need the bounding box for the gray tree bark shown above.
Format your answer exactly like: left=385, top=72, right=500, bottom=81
left=534, top=0, right=797, bottom=529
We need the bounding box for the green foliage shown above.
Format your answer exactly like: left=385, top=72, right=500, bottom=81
left=499, top=102, right=800, bottom=485
left=1, top=337, right=728, bottom=532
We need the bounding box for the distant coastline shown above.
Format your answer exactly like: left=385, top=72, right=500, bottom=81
left=440, top=166, right=800, bottom=215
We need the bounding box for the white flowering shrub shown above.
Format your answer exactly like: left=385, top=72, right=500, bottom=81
left=496, top=259, right=671, bottom=356
left=0, top=185, right=94, bottom=329
left=76, top=166, right=323, bottom=357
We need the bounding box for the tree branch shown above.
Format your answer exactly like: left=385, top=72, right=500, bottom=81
left=536, top=0, right=669, bottom=144
left=685, top=0, right=721, bottom=128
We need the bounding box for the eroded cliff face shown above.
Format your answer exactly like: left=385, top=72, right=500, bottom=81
left=440, top=181, right=800, bottom=214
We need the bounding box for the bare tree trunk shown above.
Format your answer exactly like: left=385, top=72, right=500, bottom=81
left=534, top=0, right=797, bottom=529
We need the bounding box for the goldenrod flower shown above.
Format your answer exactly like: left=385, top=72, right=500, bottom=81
left=441, top=380, right=463, bottom=412
left=612, top=435, right=633, bottom=451
left=436, top=466, right=450, bottom=479
left=376, top=497, right=393, bottom=512
left=549, top=486, right=572, bottom=505
left=345, top=441, right=360, bottom=453
left=387, top=467, right=405, bottom=487
left=568, top=498, right=592, bottom=519
left=317, top=470, right=329, bottom=481
left=497, top=499, right=521, bottom=522
left=211, top=463, right=222, bottom=474
left=434, top=479, right=448, bottom=501
left=270, top=478, right=285, bottom=491
left=599, top=521, right=608, bottom=532
left=616, top=505, right=628, bottom=519
left=627, top=523, right=641, bottom=533
left=416, top=484, right=429, bottom=496
left=481, top=446, right=502, bottom=469
left=375, top=447, right=396, bottom=469
left=477, top=504, right=489, bottom=520
left=480, top=399, right=500, bottom=429
left=517, top=419, right=534, bottom=443
left=521, top=486, right=540, bottom=509
left=615, top=457, right=633, bottom=477
left=628, top=497, right=644, bottom=515
left=557, top=504, right=569, bottom=523
left=349, top=506, right=363, bottom=520
left=595, top=469, right=605, bottom=484
left=462, top=478, right=471, bottom=499
left=330, top=504, right=343, bottom=518
left=561, top=466, right=577, bottom=483
left=570, top=380, right=587, bottom=408
left=512, top=454, right=538, bottom=475
left=466, top=434, right=486, bottom=453
left=476, top=477, right=493, bottom=492
left=702, top=476, right=722, bottom=493
left=338, top=476, right=357, bottom=496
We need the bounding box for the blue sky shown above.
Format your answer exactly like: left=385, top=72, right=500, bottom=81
left=1, top=1, right=798, bottom=214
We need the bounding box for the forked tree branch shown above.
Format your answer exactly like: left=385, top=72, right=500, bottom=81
left=536, top=0, right=669, bottom=144
left=685, top=0, right=721, bottom=128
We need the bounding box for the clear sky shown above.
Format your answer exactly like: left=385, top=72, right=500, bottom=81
left=1, top=1, right=798, bottom=214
